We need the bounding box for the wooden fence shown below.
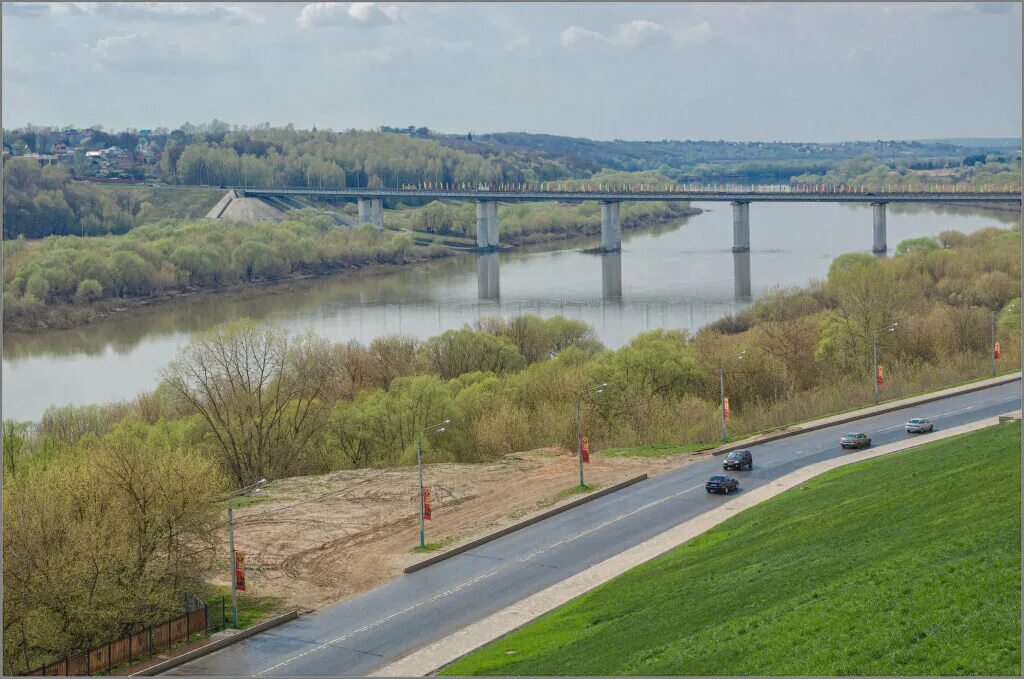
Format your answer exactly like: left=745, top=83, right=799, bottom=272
left=25, top=603, right=218, bottom=676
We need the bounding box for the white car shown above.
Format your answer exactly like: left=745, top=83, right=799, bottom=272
left=905, top=418, right=934, bottom=434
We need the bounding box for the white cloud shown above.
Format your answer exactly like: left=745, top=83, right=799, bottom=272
left=437, top=40, right=472, bottom=52
left=614, top=20, right=665, bottom=47
left=560, top=25, right=607, bottom=47
left=503, top=35, right=532, bottom=52
left=9, top=2, right=263, bottom=24
left=87, top=33, right=216, bottom=72
left=297, top=2, right=401, bottom=29
left=355, top=45, right=395, bottom=62
left=561, top=19, right=700, bottom=48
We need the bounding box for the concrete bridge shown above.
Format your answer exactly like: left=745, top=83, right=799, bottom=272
left=235, top=185, right=1020, bottom=254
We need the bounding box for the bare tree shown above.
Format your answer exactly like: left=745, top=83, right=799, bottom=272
left=162, top=321, right=336, bottom=486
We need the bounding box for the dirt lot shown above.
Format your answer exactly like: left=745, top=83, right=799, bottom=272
left=223, top=447, right=716, bottom=612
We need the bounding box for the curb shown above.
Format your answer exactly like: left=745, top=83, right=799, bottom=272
left=709, top=373, right=1020, bottom=457
left=373, top=414, right=1011, bottom=677
left=131, top=611, right=298, bottom=676
left=404, top=474, right=649, bottom=574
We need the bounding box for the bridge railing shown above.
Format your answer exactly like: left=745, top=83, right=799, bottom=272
left=244, top=182, right=1020, bottom=196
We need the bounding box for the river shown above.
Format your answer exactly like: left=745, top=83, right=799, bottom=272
left=3, top=201, right=1018, bottom=422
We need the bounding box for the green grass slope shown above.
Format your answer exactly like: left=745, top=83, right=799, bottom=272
left=444, top=423, right=1021, bottom=676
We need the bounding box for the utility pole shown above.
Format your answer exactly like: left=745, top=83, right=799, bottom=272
left=417, top=420, right=450, bottom=549
left=227, top=503, right=238, bottom=628
left=872, top=335, right=880, bottom=405
left=720, top=351, right=746, bottom=442
left=991, top=310, right=997, bottom=377
left=576, top=384, right=607, bottom=488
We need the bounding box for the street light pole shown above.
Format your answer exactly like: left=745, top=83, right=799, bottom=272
left=719, top=361, right=727, bottom=442
left=575, top=383, right=607, bottom=488
left=227, top=502, right=238, bottom=628
left=576, top=396, right=583, bottom=488
left=873, top=322, right=897, bottom=405
left=416, top=420, right=450, bottom=549
left=417, top=436, right=425, bottom=548
left=720, top=352, right=745, bottom=442
left=991, top=310, right=997, bottom=377
left=225, top=478, right=265, bottom=629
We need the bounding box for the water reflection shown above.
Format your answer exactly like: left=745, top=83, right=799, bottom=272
left=733, top=251, right=752, bottom=301
left=601, top=251, right=622, bottom=299
left=476, top=253, right=500, bottom=300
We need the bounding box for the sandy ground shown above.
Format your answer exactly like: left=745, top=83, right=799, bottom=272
left=223, top=447, right=718, bottom=612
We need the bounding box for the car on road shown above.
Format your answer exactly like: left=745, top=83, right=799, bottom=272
left=905, top=418, right=935, bottom=433
left=839, top=432, right=872, bottom=449
left=706, top=475, right=740, bottom=494
left=723, top=449, right=753, bottom=471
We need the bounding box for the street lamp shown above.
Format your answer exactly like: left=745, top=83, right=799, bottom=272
left=417, top=419, right=450, bottom=548
left=576, top=383, right=607, bottom=487
left=873, top=322, right=898, bottom=404
left=993, top=304, right=1014, bottom=377
left=720, top=351, right=746, bottom=442
left=225, top=478, right=266, bottom=629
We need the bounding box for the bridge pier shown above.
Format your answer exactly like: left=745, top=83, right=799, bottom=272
left=476, top=200, right=500, bottom=250
left=486, top=200, right=499, bottom=249
left=731, top=201, right=750, bottom=252
left=872, top=202, right=887, bottom=253
left=370, top=198, right=384, bottom=229
left=600, top=201, right=622, bottom=251
left=357, top=198, right=370, bottom=225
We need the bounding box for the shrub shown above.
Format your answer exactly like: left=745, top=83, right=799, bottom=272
left=74, top=279, right=103, bottom=305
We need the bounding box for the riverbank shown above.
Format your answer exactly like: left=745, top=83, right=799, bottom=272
left=2, top=207, right=699, bottom=335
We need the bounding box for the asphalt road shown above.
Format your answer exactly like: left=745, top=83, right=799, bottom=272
left=169, top=380, right=1021, bottom=677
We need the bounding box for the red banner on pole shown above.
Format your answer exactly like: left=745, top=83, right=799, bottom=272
left=234, top=552, right=246, bottom=591
left=723, top=398, right=730, bottom=421
left=994, top=341, right=1002, bottom=360
left=423, top=488, right=432, bottom=520
left=581, top=436, right=590, bottom=464
left=877, top=364, right=885, bottom=386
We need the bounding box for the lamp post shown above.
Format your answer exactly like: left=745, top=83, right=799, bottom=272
left=417, top=419, right=450, bottom=548
left=226, top=478, right=266, bottom=629
left=992, top=304, right=1014, bottom=376
left=576, top=383, right=607, bottom=488
left=719, top=351, right=746, bottom=442
left=872, top=322, right=898, bottom=405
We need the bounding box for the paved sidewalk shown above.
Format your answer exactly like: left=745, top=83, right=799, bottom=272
left=372, top=414, right=1011, bottom=677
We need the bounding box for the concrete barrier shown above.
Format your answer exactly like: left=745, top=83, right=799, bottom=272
left=404, top=474, right=649, bottom=574
left=131, top=610, right=298, bottom=676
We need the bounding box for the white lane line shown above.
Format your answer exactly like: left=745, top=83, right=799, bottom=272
left=256, top=483, right=705, bottom=675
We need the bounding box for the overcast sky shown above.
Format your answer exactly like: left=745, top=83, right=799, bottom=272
left=3, top=2, right=1021, bottom=141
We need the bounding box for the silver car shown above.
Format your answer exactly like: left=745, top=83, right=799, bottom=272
left=905, top=418, right=934, bottom=433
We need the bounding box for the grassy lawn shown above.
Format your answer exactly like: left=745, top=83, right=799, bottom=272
left=444, top=423, right=1021, bottom=676
left=598, top=441, right=720, bottom=459
left=204, top=587, right=285, bottom=630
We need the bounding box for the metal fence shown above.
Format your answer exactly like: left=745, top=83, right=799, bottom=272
left=24, top=598, right=230, bottom=677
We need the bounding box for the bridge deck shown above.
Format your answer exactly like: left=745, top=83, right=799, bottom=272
left=236, top=187, right=1022, bottom=203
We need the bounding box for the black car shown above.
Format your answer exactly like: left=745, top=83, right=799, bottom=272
left=723, top=449, right=753, bottom=471
left=706, top=475, right=740, bottom=494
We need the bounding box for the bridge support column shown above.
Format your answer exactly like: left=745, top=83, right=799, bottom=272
left=731, top=201, right=750, bottom=252
left=872, top=202, right=887, bottom=253
left=600, top=201, right=622, bottom=251
left=475, top=201, right=489, bottom=249
left=486, top=201, right=499, bottom=249
left=357, top=198, right=370, bottom=225
left=370, top=198, right=384, bottom=229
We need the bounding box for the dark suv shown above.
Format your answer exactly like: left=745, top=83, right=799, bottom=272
left=706, top=475, right=740, bottom=494
left=723, top=449, right=753, bottom=471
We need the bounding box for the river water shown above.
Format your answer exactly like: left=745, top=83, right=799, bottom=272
left=3, top=202, right=1018, bottom=422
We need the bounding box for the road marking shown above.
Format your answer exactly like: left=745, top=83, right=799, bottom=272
left=256, top=483, right=705, bottom=675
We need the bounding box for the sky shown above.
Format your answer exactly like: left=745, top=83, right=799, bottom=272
left=2, top=2, right=1021, bottom=141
